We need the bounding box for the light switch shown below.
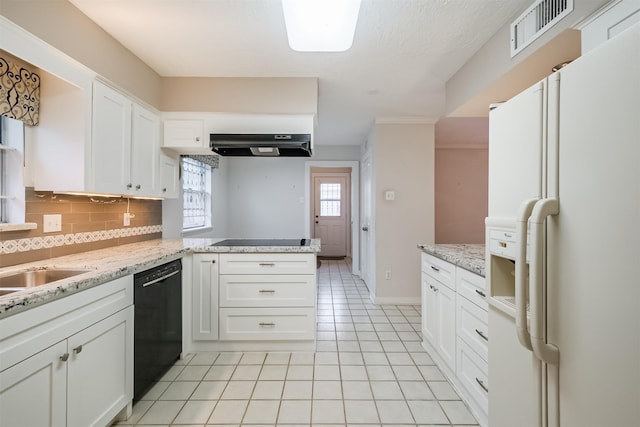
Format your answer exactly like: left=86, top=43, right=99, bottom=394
left=43, top=214, right=62, bottom=233
left=385, top=190, right=395, bottom=201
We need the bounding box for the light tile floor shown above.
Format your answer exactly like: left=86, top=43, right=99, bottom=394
left=115, top=258, right=479, bottom=426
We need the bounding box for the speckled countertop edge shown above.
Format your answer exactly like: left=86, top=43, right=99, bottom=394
left=417, top=243, right=486, bottom=277
left=0, top=238, right=321, bottom=319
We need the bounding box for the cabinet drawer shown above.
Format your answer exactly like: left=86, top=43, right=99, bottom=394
left=456, top=268, right=488, bottom=310
left=219, top=275, right=316, bottom=307
left=220, top=253, right=316, bottom=275
left=456, top=337, right=488, bottom=415
left=219, top=307, right=315, bottom=341
left=456, top=295, right=488, bottom=361
left=421, top=253, right=455, bottom=290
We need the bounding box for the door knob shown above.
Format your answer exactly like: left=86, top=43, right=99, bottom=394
left=362, top=226, right=369, bottom=231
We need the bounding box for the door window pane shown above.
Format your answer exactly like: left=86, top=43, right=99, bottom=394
left=320, top=183, right=341, bottom=217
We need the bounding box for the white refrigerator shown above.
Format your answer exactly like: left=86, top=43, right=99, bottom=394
left=485, top=22, right=640, bottom=427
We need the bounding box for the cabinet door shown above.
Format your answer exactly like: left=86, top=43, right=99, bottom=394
left=192, top=253, right=219, bottom=340
left=159, top=151, right=180, bottom=198
left=163, top=119, right=205, bottom=149
left=92, top=81, right=132, bottom=194
left=436, top=283, right=456, bottom=373
left=131, top=103, right=159, bottom=195
left=0, top=340, right=67, bottom=427
left=67, top=306, right=133, bottom=427
left=421, top=273, right=438, bottom=347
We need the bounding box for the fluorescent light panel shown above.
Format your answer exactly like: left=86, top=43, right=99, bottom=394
left=282, top=0, right=361, bottom=52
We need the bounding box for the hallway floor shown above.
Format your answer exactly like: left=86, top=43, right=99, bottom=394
left=116, top=258, right=479, bottom=426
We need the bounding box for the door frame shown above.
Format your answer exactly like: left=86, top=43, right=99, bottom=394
left=305, top=161, right=359, bottom=276
left=311, top=168, right=351, bottom=258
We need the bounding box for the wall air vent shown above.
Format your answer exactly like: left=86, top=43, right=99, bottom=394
left=510, top=0, right=574, bottom=57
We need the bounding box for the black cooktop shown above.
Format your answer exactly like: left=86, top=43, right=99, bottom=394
left=210, top=238, right=311, bottom=247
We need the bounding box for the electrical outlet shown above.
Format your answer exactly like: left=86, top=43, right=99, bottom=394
left=43, top=214, right=62, bottom=233
left=123, top=213, right=131, bottom=227
left=385, top=270, right=391, bottom=280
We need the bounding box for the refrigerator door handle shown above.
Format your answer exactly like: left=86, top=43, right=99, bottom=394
left=515, top=198, right=538, bottom=352
left=530, top=197, right=560, bottom=366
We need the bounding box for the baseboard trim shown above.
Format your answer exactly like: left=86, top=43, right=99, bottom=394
left=371, top=295, right=421, bottom=305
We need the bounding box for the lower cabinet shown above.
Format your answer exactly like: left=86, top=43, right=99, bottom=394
left=421, top=252, right=488, bottom=427
left=192, top=253, right=220, bottom=341
left=0, top=276, right=134, bottom=427
left=422, top=273, right=456, bottom=372
left=190, top=252, right=317, bottom=349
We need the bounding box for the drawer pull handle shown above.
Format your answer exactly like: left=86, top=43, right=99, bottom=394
left=503, top=232, right=512, bottom=238
left=60, top=353, right=69, bottom=362
left=476, top=377, right=489, bottom=393
left=475, top=329, right=488, bottom=341
left=259, top=263, right=276, bottom=267
left=259, top=289, right=275, bottom=293
left=73, top=345, right=83, bottom=354
left=259, top=322, right=275, bottom=327
left=430, top=265, right=440, bottom=272
left=475, top=289, right=486, bottom=298
left=499, top=241, right=507, bottom=248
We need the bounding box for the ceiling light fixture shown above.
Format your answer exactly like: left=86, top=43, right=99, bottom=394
left=281, top=0, right=361, bottom=52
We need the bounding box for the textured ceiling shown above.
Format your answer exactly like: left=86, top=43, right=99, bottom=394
left=69, top=0, right=531, bottom=146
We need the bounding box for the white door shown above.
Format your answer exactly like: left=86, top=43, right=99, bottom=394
left=131, top=103, right=159, bottom=195
left=488, top=81, right=545, bottom=218
left=360, top=156, right=372, bottom=289
left=92, top=81, right=131, bottom=194
left=0, top=340, right=67, bottom=427
left=67, top=307, right=133, bottom=427
left=313, top=173, right=349, bottom=257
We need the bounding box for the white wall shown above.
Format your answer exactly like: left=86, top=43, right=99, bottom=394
left=371, top=122, right=435, bottom=304
left=164, top=145, right=360, bottom=239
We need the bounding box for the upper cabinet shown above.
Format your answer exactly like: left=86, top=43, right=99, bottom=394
left=163, top=119, right=206, bottom=152
left=92, top=81, right=160, bottom=197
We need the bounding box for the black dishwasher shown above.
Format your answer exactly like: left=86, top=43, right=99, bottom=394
left=133, top=259, right=182, bottom=401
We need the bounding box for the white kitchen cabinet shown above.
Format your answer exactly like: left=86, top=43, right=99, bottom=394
left=420, top=251, right=488, bottom=427
left=0, top=276, right=134, bottom=427
left=421, top=264, right=456, bottom=373
left=159, top=150, right=180, bottom=198
left=67, top=307, right=133, bottom=427
left=163, top=119, right=206, bottom=151
left=192, top=253, right=220, bottom=341
left=0, top=340, right=67, bottom=427
left=92, top=80, right=160, bottom=196
left=130, top=103, right=160, bottom=195
left=218, top=253, right=316, bottom=342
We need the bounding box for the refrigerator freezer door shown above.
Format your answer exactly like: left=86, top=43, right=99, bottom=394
left=488, top=81, right=545, bottom=219
left=488, top=306, right=542, bottom=427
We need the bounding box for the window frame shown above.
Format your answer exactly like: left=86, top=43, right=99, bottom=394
left=181, top=156, right=212, bottom=232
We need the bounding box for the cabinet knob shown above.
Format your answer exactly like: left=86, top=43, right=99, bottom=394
left=361, top=226, right=369, bottom=231
left=135, top=184, right=141, bottom=190
left=196, top=137, right=200, bottom=142
left=73, top=345, right=83, bottom=354
left=60, top=353, right=69, bottom=362
left=126, top=183, right=132, bottom=189
left=162, top=188, right=167, bottom=193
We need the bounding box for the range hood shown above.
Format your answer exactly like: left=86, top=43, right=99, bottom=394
left=210, top=133, right=312, bottom=157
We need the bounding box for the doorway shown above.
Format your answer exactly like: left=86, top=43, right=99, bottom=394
left=311, top=167, right=351, bottom=258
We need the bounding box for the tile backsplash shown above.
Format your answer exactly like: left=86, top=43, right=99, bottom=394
left=0, top=188, right=163, bottom=267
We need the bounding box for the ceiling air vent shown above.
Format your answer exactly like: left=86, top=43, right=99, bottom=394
left=510, top=0, right=574, bottom=57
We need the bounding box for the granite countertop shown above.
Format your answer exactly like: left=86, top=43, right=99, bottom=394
left=417, top=243, right=485, bottom=277
left=0, top=238, right=321, bottom=319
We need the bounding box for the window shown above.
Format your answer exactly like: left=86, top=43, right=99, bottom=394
left=319, top=182, right=341, bottom=217
left=182, top=157, right=211, bottom=230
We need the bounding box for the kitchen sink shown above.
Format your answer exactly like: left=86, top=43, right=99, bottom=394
left=0, top=268, right=92, bottom=294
